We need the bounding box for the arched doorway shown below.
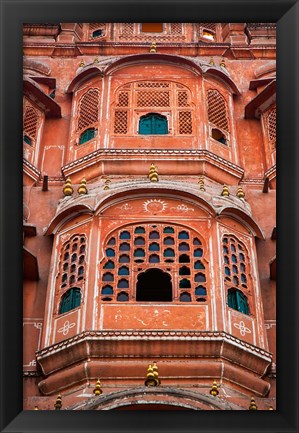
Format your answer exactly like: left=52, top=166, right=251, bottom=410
left=136, top=268, right=172, bottom=302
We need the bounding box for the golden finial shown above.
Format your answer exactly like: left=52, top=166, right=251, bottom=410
left=79, top=60, right=85, bottom=67
left=78, top=178, right=88, bottom=195
left=34, top=406, right=39, bottom=410
left=63, top=178, right=73, bottom=196
left=221, top=185, right=230, bottom=197
left=268, top=406, right=274, bottom=410
left=54, top=394, right=62, bottom=410
left=198, top=176, right=205, bottom=191
left=94, top=57, right=100, bottom=63
left=145, top=364, right=159, bottom=387
left=152, top=362, right=161, bottom=385
left=220, top=58, right=226, bottom=69
left=209, top=380, right=219, bottom=397
left=209, top=57, right=215, bottom=66
left=93, top=379, right=103, bottom=396
left=236, top=185, right=245, bottom=199
left=149, top=42, right=157, bottom=53
left=148, top=164, right=159, bottom=182
left=249, top=396, right=258, bottom=410
left=103, top=176, right=111, bottom=190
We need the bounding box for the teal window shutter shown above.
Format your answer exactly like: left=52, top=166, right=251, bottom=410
left=59, top=288, right=81, bottom=314
left=139, top=113, right=168, bottom=135
left=236, top=290, right=249, bottom=314
left=79, top=128, right=96, bottom=144
left=228, top=288, right=249, bottom=315
left=24, top=135, right=32, bottom=145
left=227, top=289, right=237, bottom=310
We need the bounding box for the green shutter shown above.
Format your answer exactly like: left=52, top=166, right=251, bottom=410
left=236, top=290, right=249, bottom=315
left=79, top=128, right=96, bottom=144
left=139, top=114, right=168, bottom=135
left=227, top=289, right=237, bottom=310
left=59, top=288, right=81, bottom=314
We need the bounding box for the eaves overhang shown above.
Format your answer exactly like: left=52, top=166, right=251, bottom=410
left=24, top=77, right=61, bottom=118
left=245, top=80, right=276, bottom=119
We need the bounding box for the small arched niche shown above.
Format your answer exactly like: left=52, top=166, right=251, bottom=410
left=136, top=268, right=172, bottom=302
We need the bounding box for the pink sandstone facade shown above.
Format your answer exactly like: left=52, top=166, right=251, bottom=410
left=23, top=22, right=276, bottom=410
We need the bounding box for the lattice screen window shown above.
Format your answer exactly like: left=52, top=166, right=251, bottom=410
left=113, top=81, right=193, bottom=135
left=178, top=111, right=192, bottom=134
left=77, top=88, right=100, bottom=133
left=266, top=106, right=276, bottom=147
left=89, top=23, right=106, bottom=40
left=57, top=234, right=87, bottom=297
left=198, top=23, right=217, bottom=41
left=122, top=23, right=134, bottom=34
left=99, top=223, right=208, bottom=303
left=23, top=104, right=40, bottom=145
left=222, top=235, right=252, bottom=315
left=207, top=89, right=229, bottom=132
left=170, top=23, right=183, bottom=34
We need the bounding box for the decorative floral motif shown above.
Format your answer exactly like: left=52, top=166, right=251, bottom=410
left=233, top=320, right=251, bottom=336
left=58, top=320, right=76, bottom=336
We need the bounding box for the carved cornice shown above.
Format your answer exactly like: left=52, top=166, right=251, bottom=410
left=62, top=148, right=244, bottom=179
left=37, top=329, right=272, bottom=362
left=23, top=158, right=41, bottom=183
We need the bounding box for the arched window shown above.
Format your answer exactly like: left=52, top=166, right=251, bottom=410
left=136, top=268, right=172, bottom=302
left=207, top=89, right=229, bottom=144
left=58, top=235, right=86, bottom=289
left=99, top=224, right=207, bottom=303
left=77, top=88, right=100, bottom=135
left=59, top=288, right=81, bottom=314
left=223, top=235, right=251, bottom=315
left=23, top=104, right=40, bottom=146
left=138, top=113, right=168, bottom=135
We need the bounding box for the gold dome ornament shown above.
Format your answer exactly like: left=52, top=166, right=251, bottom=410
left=149, top=42, right=157, bottom=53
left=198, top=176, right=205, bottom=191
left=209, top=380, right=219, bottom=397
left=236, top=185, right=245, bottom=199
left=54, top=394, right=62, bottom=410
left=34, top=406, right=39, bottom=410
left=93, top=379, right=103, bottom=396
left=220, top=58, right=226, bottom=69
left=94, top=57, right=100, bottom=63
left=103, top=176, right=111, bottom=190
left=268, top=406, right=274, bottom=410
left=78, top=178, right=88, bottom=195
left=152, top=362, right=161, bottom=385
left=79, top=60, right=85, bottom=67
left=145, top=364, right=159, bottom=387
left=148, top=164, right=159, bottom=182
left=249, top=396, right=258, bottom=410
left=221, top=185, right=230, bottom=197
left=209, top=57, right=215, bottom=66
left=63, top=178, right=73, bottom=196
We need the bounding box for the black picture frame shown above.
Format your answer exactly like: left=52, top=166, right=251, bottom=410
left=0, top=0, right=298, bottom=432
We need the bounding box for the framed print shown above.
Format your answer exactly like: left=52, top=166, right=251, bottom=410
left=0, top=0, right=298, bottom=432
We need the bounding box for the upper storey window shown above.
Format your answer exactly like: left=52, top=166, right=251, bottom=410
left=113, top=81, right=194, bottom=136
left=23, top=103, right=40, bottom=147
left=99, top=223, right=208, bottom=303
left=88, top=23, right=106, bottom=40
left=141, top=23, right=163, bottom=33
left=207, top=89, right=230, bottom=145
left=222, top=235, right=252, bottom=315
left=138, top=113, right=168, bottom=135
left=265, top=105, right=276, bottom=148
left=56, top=235, right=87, bottom=315
left=76, top=88, right=100, bottom=145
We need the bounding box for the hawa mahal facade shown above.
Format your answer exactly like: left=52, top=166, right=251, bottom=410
left=23, top=22, right=276, bottom=410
